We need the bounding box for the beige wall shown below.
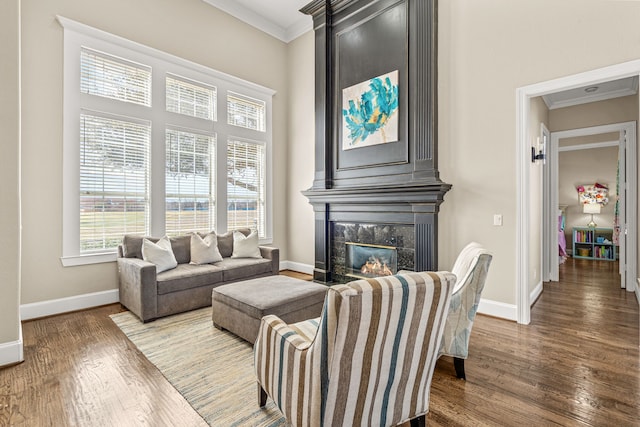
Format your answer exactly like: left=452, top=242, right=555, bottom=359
left=529, top=97, right=549, bottom=294
left=550, top=95, right=639, bottom=132
left=0, top=0, right=22, bottom=351
left=550, top=95, right=638, bottom=247
left=286, top=31, right=315, bottom=267
left=19, top=0, right=289, bottom=304
left=436, top=0, right=640, bottom=306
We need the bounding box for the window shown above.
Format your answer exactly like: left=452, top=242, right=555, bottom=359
left=227, top=92, right=265, bottom=131
left=60, top=17, right=274, bottom=266
left=227, top=139, right=265, bottom=237
left=80, top=48, right=151, bottom=107
left=165, top=128, right=215, bottom=236
left=80, top=114, right=150, bottom=251
left=166, top=74, right=216, bottom=121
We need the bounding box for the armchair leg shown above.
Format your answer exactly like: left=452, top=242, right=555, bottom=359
left=410, top=415, right=426, bottom=427
left=454, top=357, right=466, bottom=380
left=258, top=383, right=267, bottom=407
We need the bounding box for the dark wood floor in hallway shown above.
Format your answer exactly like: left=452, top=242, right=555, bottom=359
left=426, top=258, right=639, bottom=426
left=1, top=262, right=638, bottom=426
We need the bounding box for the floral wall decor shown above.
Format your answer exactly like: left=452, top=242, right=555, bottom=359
left=342, top=70, right=399, bottom=150
left=576, top=183, right=609, bottom=205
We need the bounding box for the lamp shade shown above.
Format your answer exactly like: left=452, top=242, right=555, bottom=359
left=583, top=203, right=601, bottom=214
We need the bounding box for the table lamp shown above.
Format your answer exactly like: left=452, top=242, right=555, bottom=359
left=583, top=203, right=600, bottom=228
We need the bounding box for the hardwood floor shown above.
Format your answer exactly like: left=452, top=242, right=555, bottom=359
left=426, top=258, right=639, bottom=426
left=1, top=263, right=638, bottom=426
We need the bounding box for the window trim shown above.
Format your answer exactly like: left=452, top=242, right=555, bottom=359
left=59, top=16, right=274, bottom=266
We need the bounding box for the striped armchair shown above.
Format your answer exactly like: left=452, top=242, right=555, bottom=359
left=254, top=271, right=456, bottom=427
left=438, top=242, right=493, bottom=380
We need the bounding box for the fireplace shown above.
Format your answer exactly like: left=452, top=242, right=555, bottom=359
left=345, top=242, right=398, bottom=279
left=301, top=0, right=449, bottom=284
left=331, top=223, right=412, bottom=283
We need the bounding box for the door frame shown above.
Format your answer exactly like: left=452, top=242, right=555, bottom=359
left=545, top=122, right=636, bottom=289
left=516, top=60, right=640, bottom=324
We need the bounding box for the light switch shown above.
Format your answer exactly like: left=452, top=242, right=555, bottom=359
left=493, top=214, right=503, bottom=226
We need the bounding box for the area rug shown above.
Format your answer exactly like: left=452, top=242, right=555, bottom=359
left=110, top=307, right=286, bottom=426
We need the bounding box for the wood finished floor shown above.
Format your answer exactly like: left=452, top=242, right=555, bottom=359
left=1, top=263, right=638, bottom=426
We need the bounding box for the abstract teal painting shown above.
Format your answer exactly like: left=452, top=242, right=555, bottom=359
left=342, top=70, right=399, bottom=150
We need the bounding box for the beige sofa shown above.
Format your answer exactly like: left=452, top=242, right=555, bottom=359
left=117, top=228, right=279, bottom=322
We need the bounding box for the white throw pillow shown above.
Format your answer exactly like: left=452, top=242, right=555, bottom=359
left=141, top=236, right=178, bottom=273
left=231, top=230, right=262, bottom=259
left=190, top=232, right=223, bottom=264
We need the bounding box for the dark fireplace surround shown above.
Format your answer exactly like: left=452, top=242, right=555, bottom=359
left=302, top=0, right=450, bottom=283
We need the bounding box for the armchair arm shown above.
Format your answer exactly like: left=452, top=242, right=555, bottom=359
left=117, top=257, right=158, bottom=322
left=254, top=314, right=318, bottom=417
left=439, top=254, right=492, bottom=359
left=259, top=246, right=280, bottom=275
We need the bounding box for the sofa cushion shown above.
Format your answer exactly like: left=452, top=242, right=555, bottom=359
left=170, top=235, right=191, bottom=264
left=122, top=235, right=154, bottom=259
left=122, top=234, right=191, bottom=264
left=190, top=232, right=223, bottom=264
left=231, top=230, right=262, bottom=258
left=156, top=264, right=224, bottom=295
left=217, top=257, right=273, bottom=282
left=141, top=236, right=177, bottom=273
left=217, top=228, right=251, bottom=257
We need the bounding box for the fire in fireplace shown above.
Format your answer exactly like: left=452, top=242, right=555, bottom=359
left=345, top=242, right=398, bottom=279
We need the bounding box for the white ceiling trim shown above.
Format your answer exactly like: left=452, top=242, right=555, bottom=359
left=542, top=76, right=639, bottom=110
left=202, top=0, right=312, bottom=43
left=543, top=86, right=638, bottom=110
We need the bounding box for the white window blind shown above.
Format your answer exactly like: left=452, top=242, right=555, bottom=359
left=80, top=113, right=150, bottom=252
left=80, top=48, right=151, bottom=106
left=227, top=92, right=266, bottom=131
left=166, top=74, right=216, bottom=121
left=227, top=139, right=265, bottom=237
left=166, top=128, right=216, bottom=235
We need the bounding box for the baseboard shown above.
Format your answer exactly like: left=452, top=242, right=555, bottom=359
left=20, top=289, right=119, bottom=321
left=530, top=280, right=543, bottom=306
left=0, top=325, right=23, bottom=367
left=280, top=260, right=314, bottom=275
left=478, top=298, right=517, bottom=321
left=279, top=262, right=518, bottom=321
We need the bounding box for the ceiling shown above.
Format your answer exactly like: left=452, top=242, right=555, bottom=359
left=542, top=76, right=639, bottom=110
left=202, top=0, right=312, bottom=43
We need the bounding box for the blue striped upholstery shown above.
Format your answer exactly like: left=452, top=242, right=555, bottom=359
left=438, top=243, right=492, bottom=360
left=254, top=271, right=456, bottom=427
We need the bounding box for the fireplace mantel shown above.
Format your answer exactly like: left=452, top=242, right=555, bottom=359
left=301, top=0, right=450, bottom=283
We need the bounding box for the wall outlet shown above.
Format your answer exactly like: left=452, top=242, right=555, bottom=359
left=493, top=214, right=503, bottom=226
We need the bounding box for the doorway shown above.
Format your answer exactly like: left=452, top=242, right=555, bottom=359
left=516, top=62, right=640, bottom=325
left=545, top=121, right=636, bottom=291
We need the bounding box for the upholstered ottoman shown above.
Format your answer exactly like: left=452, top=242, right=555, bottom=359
left=211, top=275, right=327, bottom=343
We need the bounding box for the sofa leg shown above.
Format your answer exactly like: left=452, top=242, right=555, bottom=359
left=454, top=357, right=466, bottom=380
left=410, top=415, right=425, bottom=427
left=258, top=383, right=267, bottom=407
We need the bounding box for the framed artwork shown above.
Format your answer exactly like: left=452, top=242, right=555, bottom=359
left=341, top=70, right=399, bottom=151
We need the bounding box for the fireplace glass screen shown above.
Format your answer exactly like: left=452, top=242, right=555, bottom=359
left=345, top=242, right=398, bottom=279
